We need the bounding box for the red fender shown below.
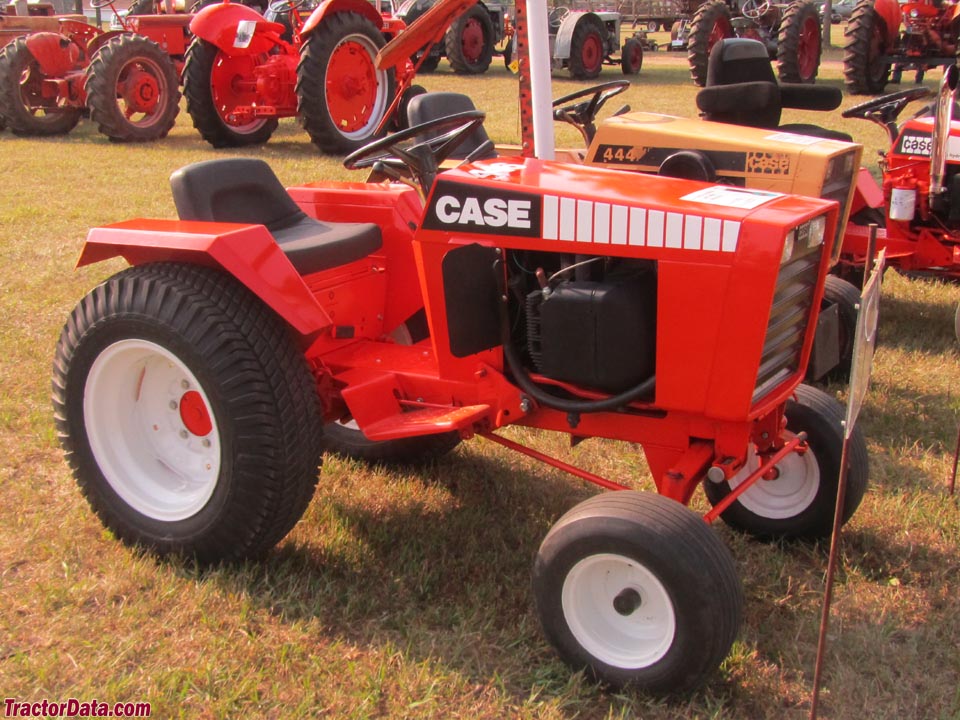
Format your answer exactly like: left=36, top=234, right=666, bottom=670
left=869, top=0, right=902, bottom=46
left=189, top=1, right=287, bottom=55
left=78, top=220, right=332, bottom=337
left=301, top=0, right=383, bottom=37
left=24, top=32, right=83, bottom=75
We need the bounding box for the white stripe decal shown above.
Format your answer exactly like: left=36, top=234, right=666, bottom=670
left=647, top=210, right=665, bottom=247
left=559, top=197, right=576, bottom=241
left=594, top=203, right=610, bottom=244
left=543, top=195, right=559, bottom=240
left=611, top=204, right=628, bottom=245
left=629, top=207, right=646, bottom=246
left=684, top=214, right=702, bottom=250
left=577, top=200, right=593, bottom=243
left=703, top=217, right=722, bottom=251
left=665, top=212, right=683, bottom=249
left=722, top=220, right=740, bottom=252
left=537, top=196, right=740, bottom=252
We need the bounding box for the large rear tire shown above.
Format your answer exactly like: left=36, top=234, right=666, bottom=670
left=445, top=4, right=494, bottom=74
left=0, top=36, right=82, bottom=136
left=777, top=0, right=822, bottom=83
left=297, top=12, right=394, bottom=155
left=52, top=264, right=323, bottom=563
left=183, top=37, right=278, bottom=148
left=568, top=16, right=607, bottom=80
left=843, top=0, right=891, bottom=95
left=703, top=384, right=869, bottom=541
left=85, top=34, right=181, bottom=142
left=533, top=491, right=743, bottom=693
left=686, top=0, right=733, bottom=87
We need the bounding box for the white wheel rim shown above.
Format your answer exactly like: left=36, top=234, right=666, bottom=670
left=561, top=553, right=676, bottom=669
left=727, top=434, right=820, bottom=519
left=84, top=339, right=222, bottom=522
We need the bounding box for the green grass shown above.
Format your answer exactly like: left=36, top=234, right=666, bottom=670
left=1, top=51, right=959, bottom=719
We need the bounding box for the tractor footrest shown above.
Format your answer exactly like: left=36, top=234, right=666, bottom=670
left=361, top=404, right=490, bottom=441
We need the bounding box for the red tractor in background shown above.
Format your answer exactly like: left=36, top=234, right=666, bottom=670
left=0, top=0, right=186, bottom=140
left=182, top=0, right=406, bottom=153
left=843, top=0, right=960, bottom=95
left=53, top=0, right=870, bottom=696
left=838, top=75, right=960, bottom=279
left=687, top=0, right=824, bottom=85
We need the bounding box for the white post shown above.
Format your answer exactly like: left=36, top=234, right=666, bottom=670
left=525, top=0, right=555, bottom=160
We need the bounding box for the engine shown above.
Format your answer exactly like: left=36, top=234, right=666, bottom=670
left=506, top=250, right=657, bottom=395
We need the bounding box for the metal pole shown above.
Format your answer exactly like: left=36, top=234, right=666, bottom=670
left=809, top=434, right=852, bottom=719
left=950, top=422, right=959, bottom=495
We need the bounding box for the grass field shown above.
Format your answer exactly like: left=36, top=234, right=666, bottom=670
left=1, top=46, right=959, bottom=719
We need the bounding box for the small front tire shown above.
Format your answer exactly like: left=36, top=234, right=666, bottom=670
left=703, top=384, right=868, bottom=540
left=533, top=491, right=743, bottom=693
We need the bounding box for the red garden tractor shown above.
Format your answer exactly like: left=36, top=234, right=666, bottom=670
left=687, top=0, right=824, bottom=85
left=181, top=0, right=408, bottom=152
left=0, top=0, right=187, bottom=141
left=53, top=0, right=869, bottom=694
left=843, top=0, right=960, bottom=95
left=837, top=72, right=960, bottom=279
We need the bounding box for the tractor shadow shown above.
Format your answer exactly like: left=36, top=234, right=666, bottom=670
left=169, top=436, right=940, bottom=713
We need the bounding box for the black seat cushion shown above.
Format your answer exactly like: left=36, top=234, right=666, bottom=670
left=697, top=38, right=851, bottom=142
left=406, top=92, right=497, bottom=160
left=170, top=158, right=382, bottom=275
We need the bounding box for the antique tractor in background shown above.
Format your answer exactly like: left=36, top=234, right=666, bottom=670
left=838, top=75, right=960, bottom=279
left=395, top=0, right=511, bottom=73
left=687, top=0, right=824, bottom=85
left=182, top=0, right=406, bottom=152
left=843, top=0, right=960, bottom=95
left=547, top=5, right=645, bottom=78
left=0, top=0, right=186, bottom=141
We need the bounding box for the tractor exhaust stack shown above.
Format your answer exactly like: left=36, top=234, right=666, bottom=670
left=930, top=63, right=958, bottom=200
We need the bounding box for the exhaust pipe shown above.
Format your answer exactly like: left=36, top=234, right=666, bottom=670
left=930, top=63, right=959, bottom=199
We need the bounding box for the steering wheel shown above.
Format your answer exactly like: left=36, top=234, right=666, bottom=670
left=343, top=110, right=487, bottom=193
left=552, top=80, right=630, bottom=146
left=842, top=86, right=934, bottom=122
left=549, top=6, right=571, bottom=25
left=740, top=0, right=771, bottom=19
left=90, top=0, right=119, bottom=8
left=267, top=0, right=311, bottom=12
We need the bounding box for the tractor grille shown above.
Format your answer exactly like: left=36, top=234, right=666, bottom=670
left=820, top=150, right=858, bottom=262
left=753, top=241, right=823, bottom=403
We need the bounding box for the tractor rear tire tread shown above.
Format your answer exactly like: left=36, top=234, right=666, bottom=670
left=183, top=37, right=278, bottom=148
left=0, top=36, right=82, bottom=136
left=568, top=16, right=606, bottom=80
left=297, top=12, right=394, bottom=155
left=445, top=4, right=495, bottom=74
left=843, top=0, right=890, bottom=95
left=777, top=0, right=822, bottom=83
left=85, top=34, right=181, bottom=142
left=687, top=0, right=733, bottom=87
left=321, top=422, right=461, bottom=466
left=52, top=263, right=323, bottom=563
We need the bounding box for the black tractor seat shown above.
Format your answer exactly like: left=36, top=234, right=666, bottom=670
left=170, top=158, right=382, bottom=276
left=405, top=92, right=498, bottom=160
left=696, top=38, right=852, bottom=143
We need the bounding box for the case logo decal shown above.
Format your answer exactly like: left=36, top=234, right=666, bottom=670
left=424, top=181, right=542, bottom=237
left=745, top=152, right=791, bottom=175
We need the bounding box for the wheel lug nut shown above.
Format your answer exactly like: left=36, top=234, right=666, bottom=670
left=180, top=429, right=189, bottom=439
left=181, top=379, right=190, bottom=389
left=201, top=438, right=211, bottom=448
left=169, top=400, right=178, bottom=410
